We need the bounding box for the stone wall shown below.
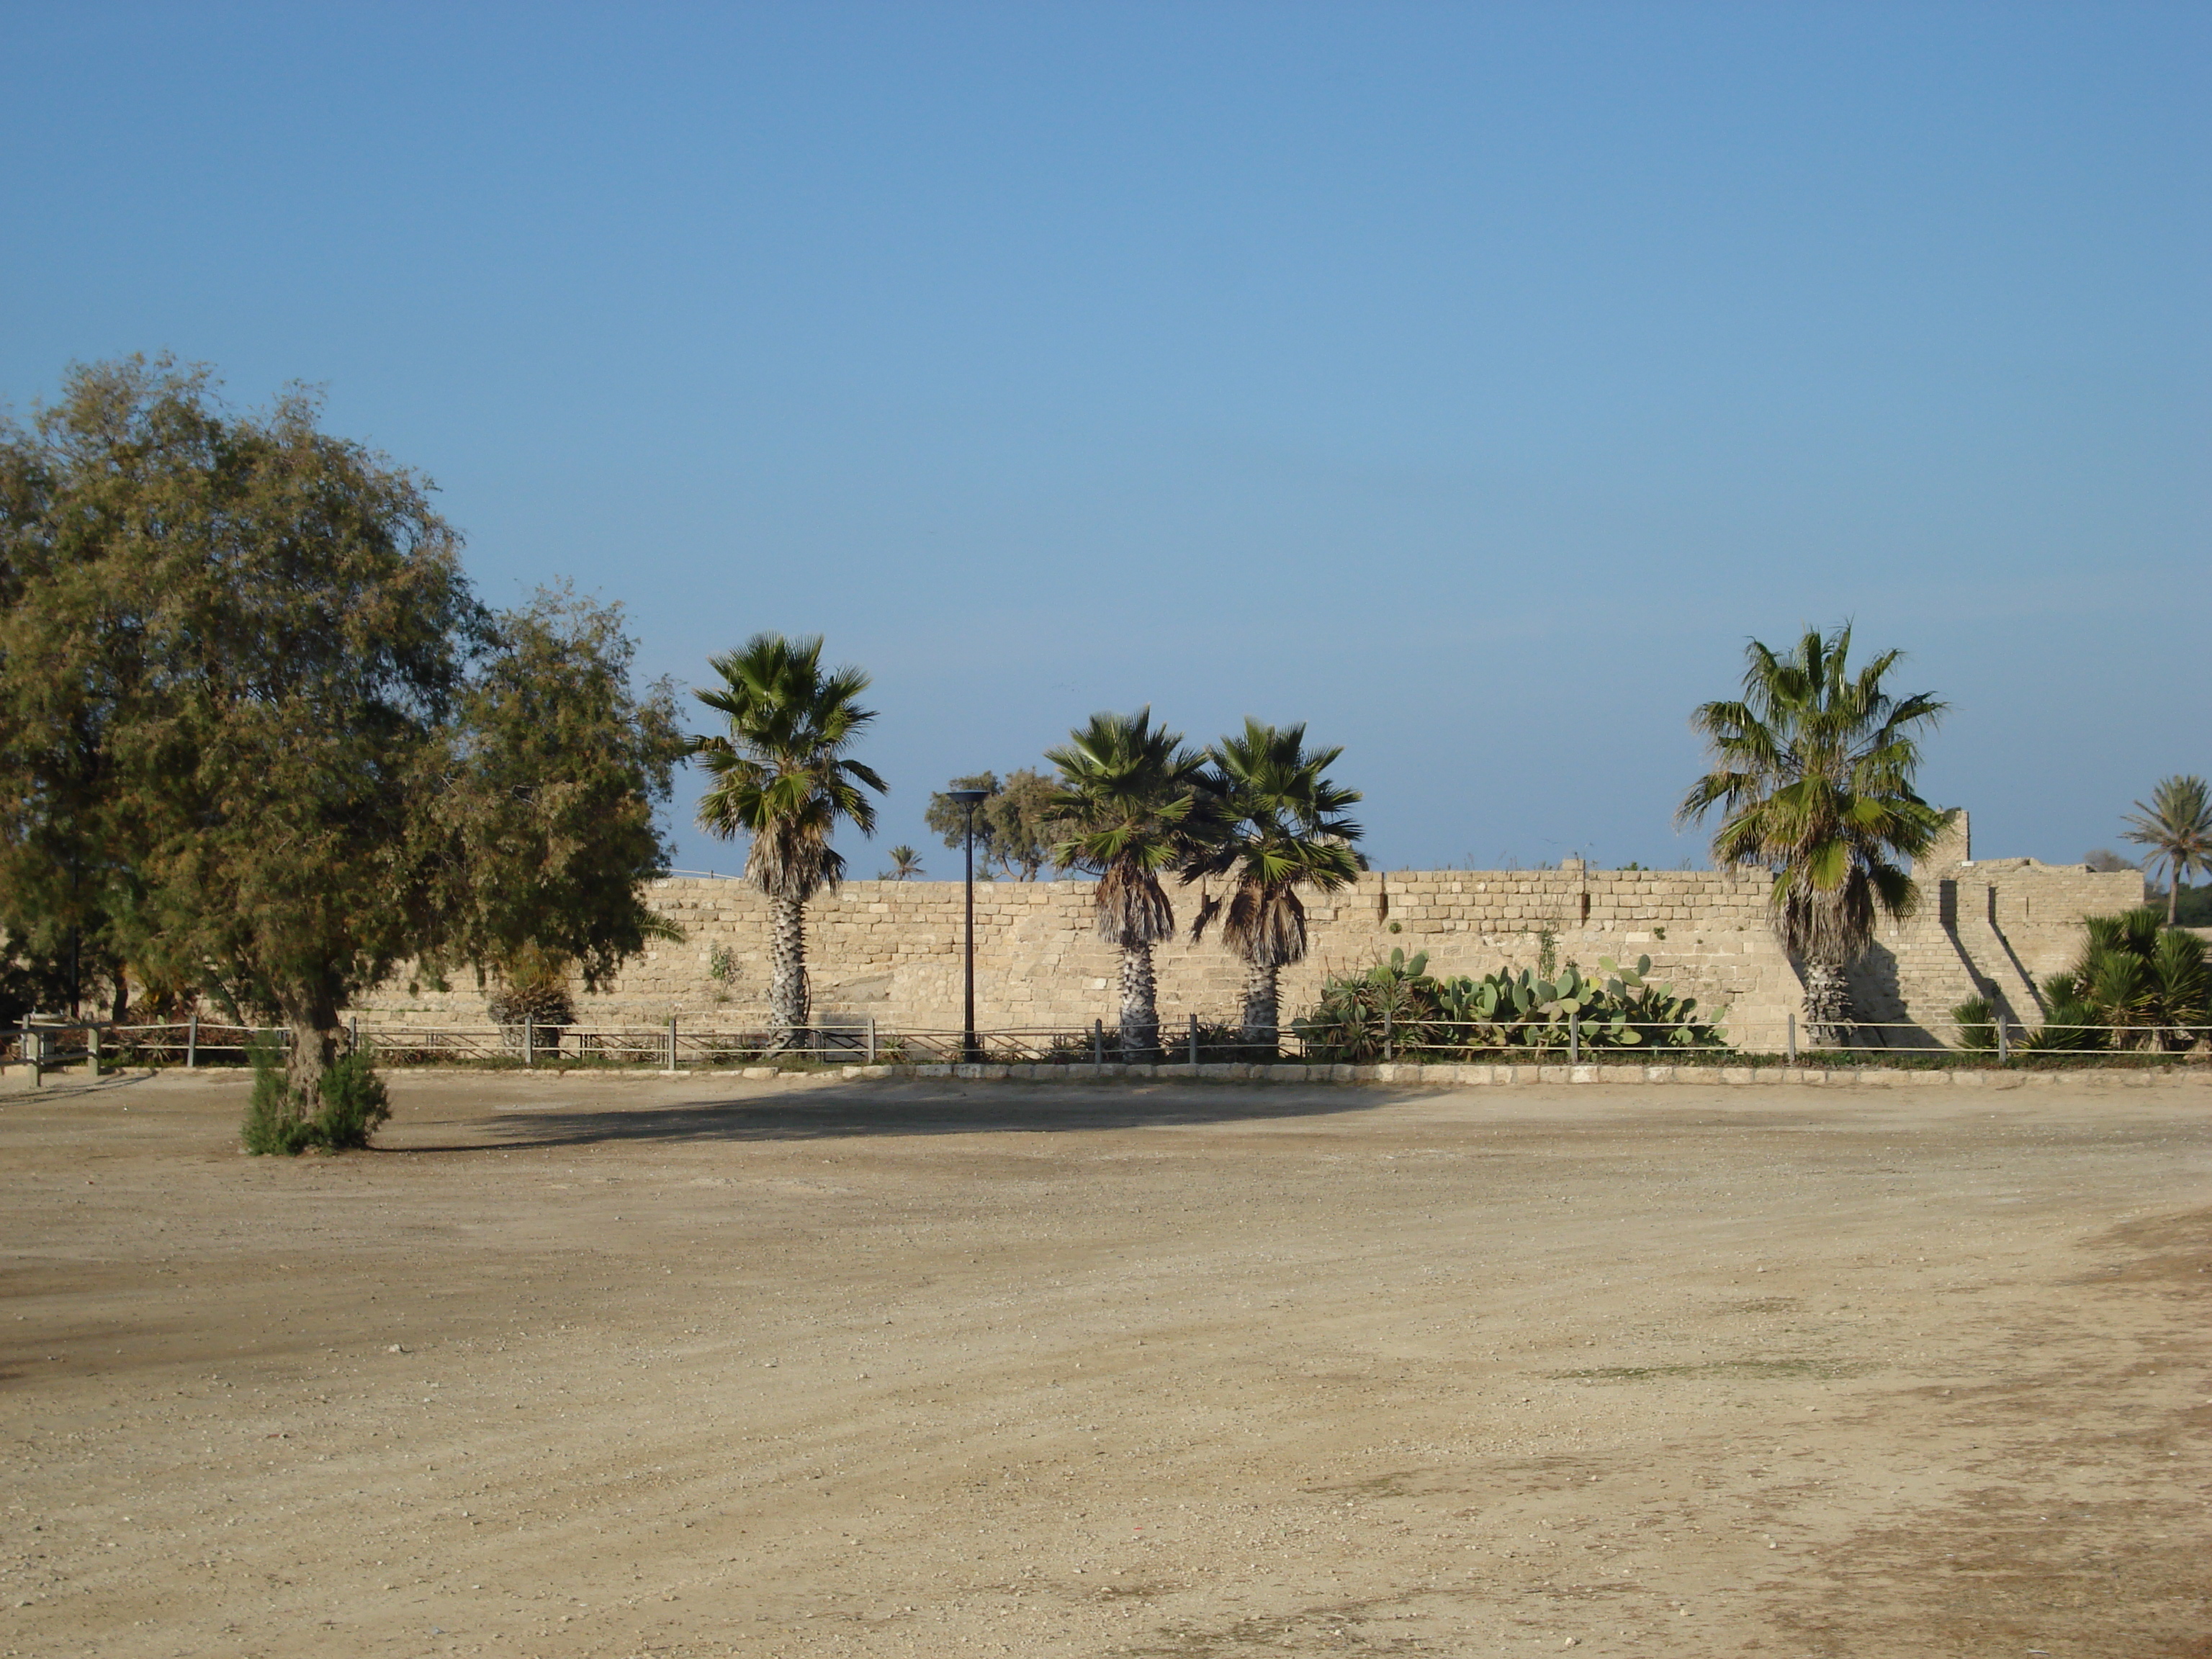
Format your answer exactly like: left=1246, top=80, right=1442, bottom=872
left=346, top=809, right=2145, bottom=1052
left=1849, top=813, right=2144, bottom=1041
left=351, top=863, right=1804, bottom=1047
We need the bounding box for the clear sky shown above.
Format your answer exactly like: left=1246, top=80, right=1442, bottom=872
left=4, top=2, right=2205, bottom=876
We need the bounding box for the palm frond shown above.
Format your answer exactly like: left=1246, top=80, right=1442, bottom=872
left=690, top=632, right=884, bottom=903
left=1684, top=626, right=1944, bottom=969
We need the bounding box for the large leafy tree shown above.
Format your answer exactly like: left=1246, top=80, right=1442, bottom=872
left=691, top=633, right=885, bottom=1036
left=1047, top=709, right=1205, bottom=1059
left=0, top=358, right=475, bottom=1100
left=2122, top=774, right=2212, bottom=927
left=1677, top=626, right=1951, bottom=1038
left=1182, top=719, right=1365, bottom=1047
left=0, top=356, right=685, bottom=1116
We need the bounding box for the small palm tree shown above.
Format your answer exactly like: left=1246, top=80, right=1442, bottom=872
left=1182, top=719, right=1366, bottom=1049
left=1046, top=709, right=1205, bottom=1061
left=881, top=845, right=925, bottom=881
left=1677, top=626, right=1951, bottom=1040
left=2122, top=775, right=2212, bottom=926
left=691, top=634, right=886, bottom=1036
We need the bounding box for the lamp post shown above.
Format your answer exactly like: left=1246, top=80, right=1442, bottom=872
left=948, top=788, right=989, bottom=1062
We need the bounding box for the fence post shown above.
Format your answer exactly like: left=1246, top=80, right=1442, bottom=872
left=87, top=1025, right=100, bottom=1079
left=1786, top=1010, right=1797, bottom=1064
left=1570, top=1012, right=1580, bottom=1065
left=866, top=1016, right=876, bottom=1066
left=27, top=1028, right=43, bottom=1089
left=1188, top=1012, right=1199, bottom=1068
left=667, top=1015, right=678, bottom=1073
left=1383, top=1004, right=1394, bottom=1063
left=1092, top=1019, right=1103, bottom=1065
left=1995, top=1014, right=2009, bottom=1065
left=185, top=1014, right=197, bottom=1070
left=524, top=1015, right=534, bottom=1068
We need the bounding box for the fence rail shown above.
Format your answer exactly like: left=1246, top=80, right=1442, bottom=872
left=4, top=1011, right=2207, bottom=1087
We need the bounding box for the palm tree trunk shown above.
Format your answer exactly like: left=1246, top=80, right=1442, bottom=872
left=2168, top=857, right=2180, bottom=926
left=1119, top=941, right=1160, bottom=1061
left=769, top=894, right=810, bottom=1035
left=1240, top=958, right=1280, bottom=1056
left=1802, top=959, right=1853, bottom=1046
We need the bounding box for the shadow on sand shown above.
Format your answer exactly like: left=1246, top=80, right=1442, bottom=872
left=387, top=1077, right=1426, bottom=1155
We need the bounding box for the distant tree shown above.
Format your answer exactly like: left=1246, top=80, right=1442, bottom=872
left=1677, top=626, right=1951, bottom=1040
left=1047, top=710, right=1205, bottom=1059
left=2122, top=775, right=2212, bottom=927
left=925, top=767, right=1067, bottom=879
left=0, top=357, right=684, bottom=1129
left=426, top=584, right=686, bottom=1002
left=2084, top=848, right=2140, bottom=875
left=926, top=773, right=1003, bottom=871
left=691, top=634, right=885, bottom=1036
left=1182, top=720, right=1365, bottom=1046
left=881, top=845, right=925, bottom=881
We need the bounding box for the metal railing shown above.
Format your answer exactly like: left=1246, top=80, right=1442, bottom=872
left=6, top=1011, right=2205, bottom=1086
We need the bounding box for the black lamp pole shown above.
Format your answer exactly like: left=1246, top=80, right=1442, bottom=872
left=949, top=788, right=989, bottom=1062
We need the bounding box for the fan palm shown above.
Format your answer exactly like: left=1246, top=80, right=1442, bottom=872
left=1677, top=626, right=1951, bottom=1040
left=691, top=634, right=886, bottom=1035
left=2122, top=774, right=2212, bottom=927
left=1182, top=719, right=1366, bottom=1049
left=1046, top=709, right=1205, bottom=1061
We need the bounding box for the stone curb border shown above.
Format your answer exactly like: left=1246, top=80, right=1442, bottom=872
left=81, top=1061, right=2205, bottom=1091
left=716, top=1060, right=2203, bottom=1090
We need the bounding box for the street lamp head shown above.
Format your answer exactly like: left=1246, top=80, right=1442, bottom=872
left=948, top=788, right=989, bottom=806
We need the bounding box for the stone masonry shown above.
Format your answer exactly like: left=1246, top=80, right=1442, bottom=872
left=347, top=809, right=2142, bottom=1051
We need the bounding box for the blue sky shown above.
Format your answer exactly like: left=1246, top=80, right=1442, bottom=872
left=3, top=2, right=2205, bottom=874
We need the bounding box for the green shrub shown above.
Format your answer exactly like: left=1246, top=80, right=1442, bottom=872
left=1950, top=997, right=1996, bottom=1053
left=314, top=1048, right=391, bottom=1148
left=1295, top=949, right=1725, bottom=1061
left=240, top=1036, right=391, bottom=1155
left=2025, top=908, right=2207, bottom=1052
left=241, top=1035, right=318, bottom=1156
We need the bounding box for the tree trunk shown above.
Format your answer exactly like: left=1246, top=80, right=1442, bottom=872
left=1240, top=957, right=1280, bottom=1056
left=769, top=894, right=810, bottom=1035
left=1118, top=940, right=1160, bottom=1061
left=1801, top=959, right=1853, bottom=1046
left=284, top=1007, right=338, bottom=1106
left=2169, top=859, right=2179, bottom=927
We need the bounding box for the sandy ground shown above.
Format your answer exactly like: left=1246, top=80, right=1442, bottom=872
left=1, top=1068, right=2207, bottom=1659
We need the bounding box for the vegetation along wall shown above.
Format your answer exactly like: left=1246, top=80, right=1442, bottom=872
left=349, top=811, right=2142, bottom=1051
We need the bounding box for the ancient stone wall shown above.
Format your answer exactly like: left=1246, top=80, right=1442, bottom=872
left=1850, top=814, right=2144, bottom=1040
left=350, top=863, right=1804, bottom=1047
left=346, top=809, right=2145, bottom=1052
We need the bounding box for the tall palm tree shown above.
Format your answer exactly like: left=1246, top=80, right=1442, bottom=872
left=1182, top=719, right=1366, bottom=1048
left=1047, top=709, right=1205, bottom=1061
left=881, top=845, right=925, bottom=881
left=2122, top=774, right=2212, bottom=926
left=1676, top=626, right=1951, bottom=1040
left=691, top=634, right=886, bottom=1037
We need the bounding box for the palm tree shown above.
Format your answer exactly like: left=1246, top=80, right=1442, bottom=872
left=691, top=634, right=886, bottom=1037
left=1676, top=626, right=1951, bottom=1041
left=881, top=845, right=925, bottom=881
left=2122, top=774, right=2212, bottom=926
left=1182, top=719, right=1366, bottom=1050
left=1046, top=709, right=1205, bottom=1061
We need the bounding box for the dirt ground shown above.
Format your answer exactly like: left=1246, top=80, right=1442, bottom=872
left=2, top=1069, right=2207, bottom=1659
